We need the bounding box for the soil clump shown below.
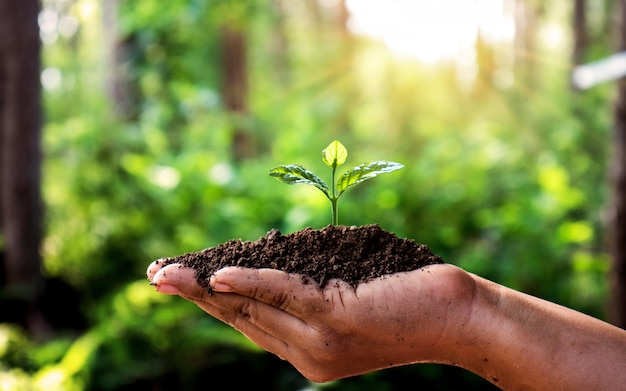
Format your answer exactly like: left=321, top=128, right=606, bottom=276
left=158, top=224, right=444, bottom=290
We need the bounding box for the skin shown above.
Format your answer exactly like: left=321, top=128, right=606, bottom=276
left=146, top=261, right=626, bottom=390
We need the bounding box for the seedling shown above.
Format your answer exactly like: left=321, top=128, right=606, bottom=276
left=269, top=140, right=404, bottom=226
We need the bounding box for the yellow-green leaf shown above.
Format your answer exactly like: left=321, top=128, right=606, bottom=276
left=322, top=140, right=348, bottom=168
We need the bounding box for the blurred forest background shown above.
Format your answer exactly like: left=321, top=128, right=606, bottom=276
left=1, top=0, right=625, bottom=390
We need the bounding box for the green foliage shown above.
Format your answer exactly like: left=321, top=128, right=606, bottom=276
left=1, top=0, right=614, bottom=390
left=270, top=140, right=403, bottom=225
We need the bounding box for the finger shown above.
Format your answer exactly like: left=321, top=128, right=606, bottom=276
left=189, top=293, right=312, bottom=360
left=191, top=290, right=351, bottom=383
left=151, top=264, right=312, bottom=341
left=151, top=263, right=211, bottom=299
left=146, top=258, right=168, bottom=280
left=195, top=288, right=309, bottom=334
left=211, top=267, right=344, bottom=315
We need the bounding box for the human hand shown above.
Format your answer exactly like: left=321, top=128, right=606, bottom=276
left=146, top=261, right=476, bottom=382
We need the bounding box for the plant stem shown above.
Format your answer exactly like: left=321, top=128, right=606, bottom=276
left=331, top=164, right=338, bottom=225
left=331, top=197, right=338, bottom=226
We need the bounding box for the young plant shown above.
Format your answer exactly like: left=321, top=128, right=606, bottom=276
left=269, top=140, right=404, bottom=226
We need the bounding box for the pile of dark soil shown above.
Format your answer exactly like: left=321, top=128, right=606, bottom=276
left=158, top=224, right=444, bottom=290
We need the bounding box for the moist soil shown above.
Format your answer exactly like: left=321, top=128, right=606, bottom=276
left=158, top=224, right=444, bottom=290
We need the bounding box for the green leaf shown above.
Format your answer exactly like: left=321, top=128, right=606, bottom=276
left=269, top=164, right=329, bottom=195
left=322, top=140, right=348, bottom=168
left=336, top=161, right=404, bottom=194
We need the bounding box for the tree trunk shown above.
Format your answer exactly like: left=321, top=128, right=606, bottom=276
left=513, top=0, right=542, bottom=86
left=0, top=0, right=46, bottom=335
left=102, top=0, right=139, bottom=121
left=337, top=0, right=350, bottom=35
left=610, top=0, right=626, bottom=329
left=270, top=0, right=291, bottom=86
left=220, top=26, right=253, bottom=162
left=572, top=0, right=588, bottom=67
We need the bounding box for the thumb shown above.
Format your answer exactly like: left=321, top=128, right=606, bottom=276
left=151, top=263, right=211, bottom=301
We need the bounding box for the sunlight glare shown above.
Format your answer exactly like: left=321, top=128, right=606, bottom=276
left=346, top=0, right=514, bottom=65
left=76, top=0, right=97, bottom=20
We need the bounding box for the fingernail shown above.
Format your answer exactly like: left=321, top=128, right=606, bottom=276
left=155, top=283, right=180, bottom=295
left=211, top=281, right=233, bottom=293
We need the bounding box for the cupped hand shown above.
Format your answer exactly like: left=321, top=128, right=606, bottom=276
left=146, top=261, right=476, bottom=382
